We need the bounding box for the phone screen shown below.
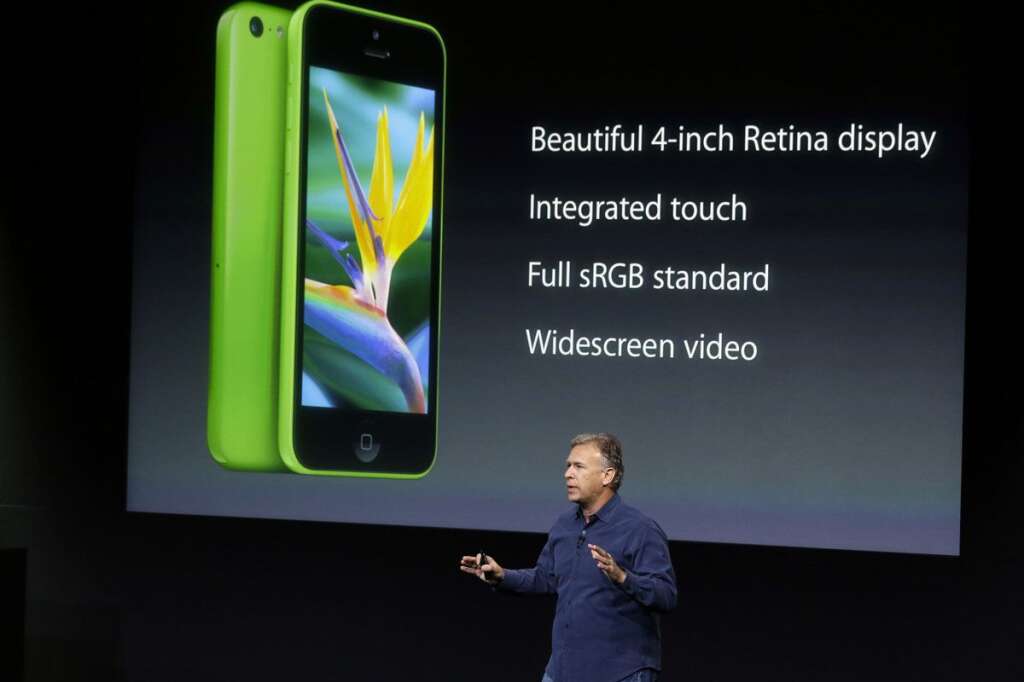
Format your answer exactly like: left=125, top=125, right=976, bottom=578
left=300, top=67, right=436, bottom=416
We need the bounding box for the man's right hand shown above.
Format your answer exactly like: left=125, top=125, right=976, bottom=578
left=459, top=553, right=504, bottom=585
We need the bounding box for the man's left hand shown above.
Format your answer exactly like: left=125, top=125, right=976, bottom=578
left=588, top=544, right=626, bottom=584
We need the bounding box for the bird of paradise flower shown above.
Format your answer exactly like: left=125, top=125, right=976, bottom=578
left=303, top=89, right=434, bottom=414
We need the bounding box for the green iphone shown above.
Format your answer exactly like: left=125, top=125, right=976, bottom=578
left=208, top=2, right=292, bottom=471
left=279, top=1, right=445, bottom=477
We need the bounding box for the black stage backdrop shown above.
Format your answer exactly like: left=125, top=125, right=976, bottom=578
left=2, top=2, right=1021, bottom=681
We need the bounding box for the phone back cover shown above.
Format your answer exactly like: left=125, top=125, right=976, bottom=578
left=208, top=3, right=291, bottom=470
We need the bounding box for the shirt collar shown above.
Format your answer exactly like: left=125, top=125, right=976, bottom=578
left=576, top=492, right=622, bottom=523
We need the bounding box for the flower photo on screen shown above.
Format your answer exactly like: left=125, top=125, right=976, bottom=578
left=301, top=69, right=435, bottom=413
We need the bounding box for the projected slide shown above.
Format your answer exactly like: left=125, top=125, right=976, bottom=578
left=128, top=3, right=966, bottom=555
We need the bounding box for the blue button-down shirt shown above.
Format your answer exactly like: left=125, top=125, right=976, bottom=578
left=498, top=494, right=677, bottom=682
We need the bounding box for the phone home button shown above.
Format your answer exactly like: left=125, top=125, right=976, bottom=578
left=355, top=433, right=381, bottom=462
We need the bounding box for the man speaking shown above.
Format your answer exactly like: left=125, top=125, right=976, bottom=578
left=460, top=433, right=677, bottom=682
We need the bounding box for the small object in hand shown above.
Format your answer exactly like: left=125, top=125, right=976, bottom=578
left=478, top=552, right=489, bottom=568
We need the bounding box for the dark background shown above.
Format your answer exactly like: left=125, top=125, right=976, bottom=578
left=3, top=2, right=1019, bottom=680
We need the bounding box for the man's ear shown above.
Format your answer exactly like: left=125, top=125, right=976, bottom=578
left=603, top=468, right=615, bottom=487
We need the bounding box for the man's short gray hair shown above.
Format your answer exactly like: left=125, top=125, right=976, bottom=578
left=570, top=432, right=624, bottom=491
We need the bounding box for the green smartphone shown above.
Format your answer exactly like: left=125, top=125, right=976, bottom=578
left=208, top=2, right=292, bottom=471
left=279, top=1, right=445, bottom=477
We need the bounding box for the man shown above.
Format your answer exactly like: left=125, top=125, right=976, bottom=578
left=460, top=433, right=677, bottom=682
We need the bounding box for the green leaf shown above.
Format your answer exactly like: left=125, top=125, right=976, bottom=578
left=303, top=330, right=406, bottom=411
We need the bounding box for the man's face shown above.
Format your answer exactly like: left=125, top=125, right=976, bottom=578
left=565, top=443, right=612, bottom=506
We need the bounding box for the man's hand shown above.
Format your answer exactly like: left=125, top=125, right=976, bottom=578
left=588, top=544, right=627, bottom=584
left=459, top=553, right=504, bottom=585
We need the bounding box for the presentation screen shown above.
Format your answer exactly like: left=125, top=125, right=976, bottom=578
left=128, top=2, right=966, bottom=555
